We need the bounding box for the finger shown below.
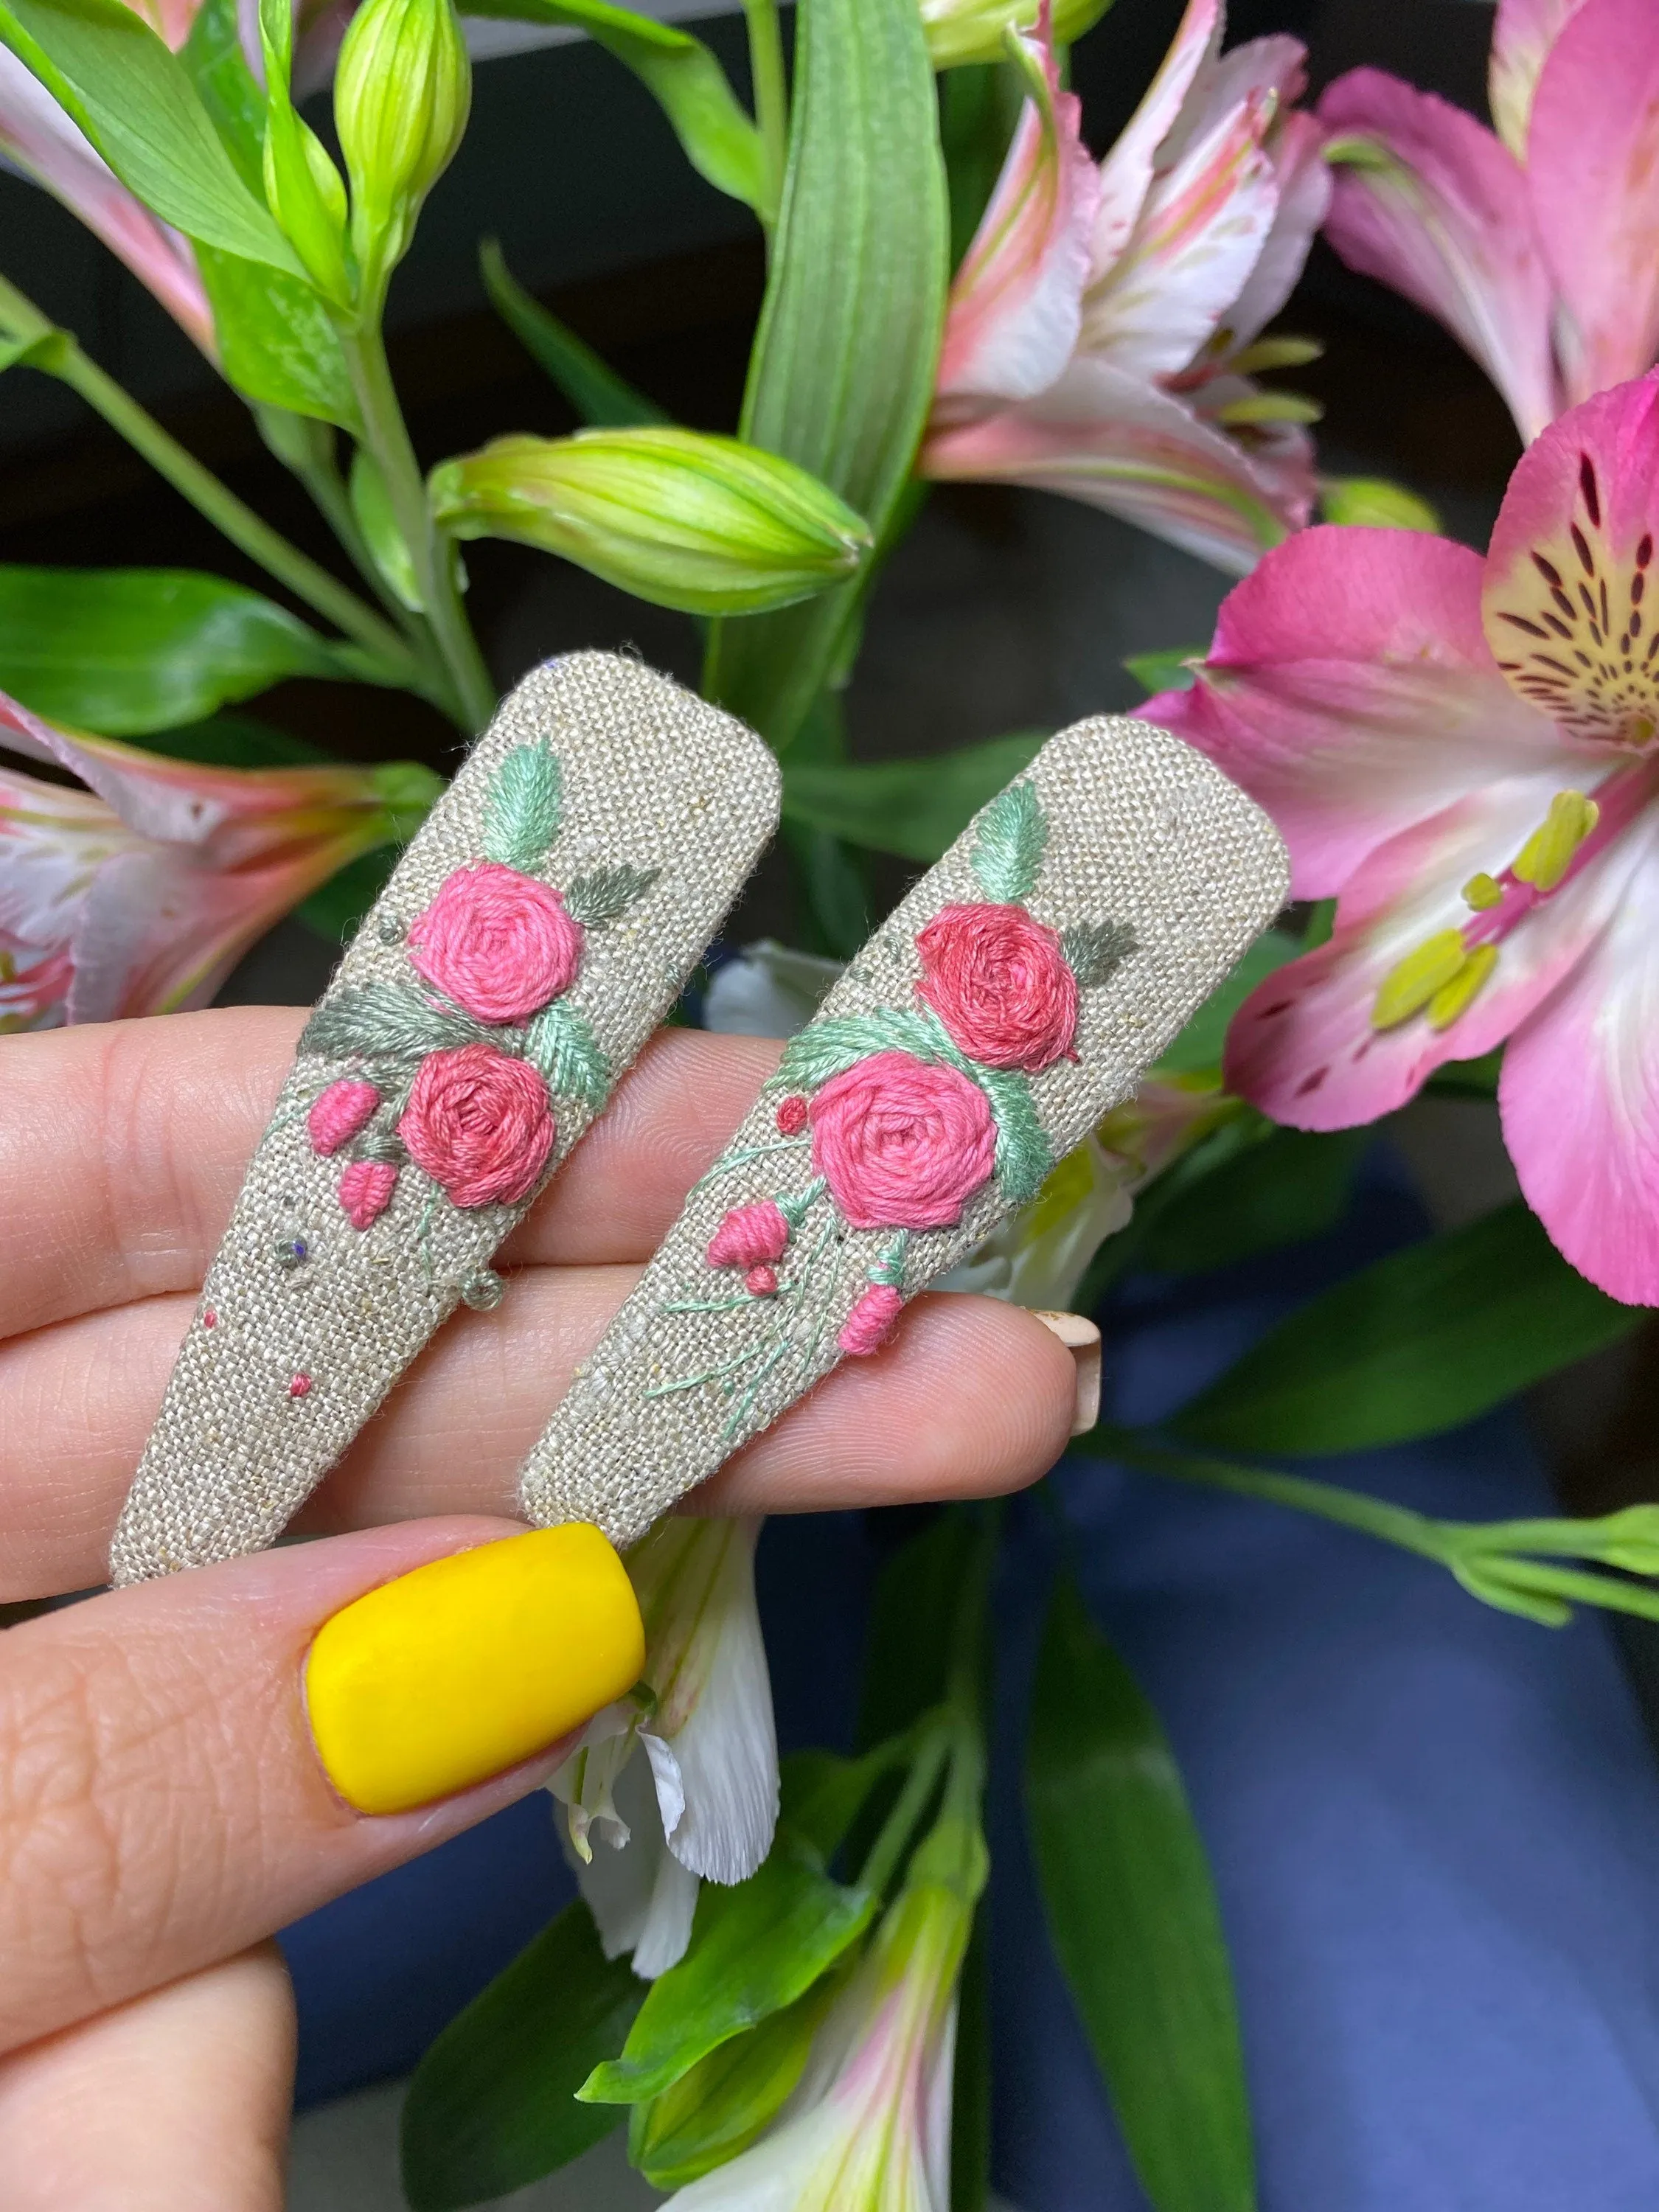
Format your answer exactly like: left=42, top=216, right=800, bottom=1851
left=0, top=1944, right=295, bottom=2212
left=1, top=1273, right=1075, bottom=1600
left=0, top=1514, right=637, bottom=2054
left=0, top=1010, right=780, bottom=1339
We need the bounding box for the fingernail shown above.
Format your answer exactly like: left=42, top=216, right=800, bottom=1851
left=1031, top=1310, right=1102, bottom=1436
left=305, top=1524, right=644, bottom=1816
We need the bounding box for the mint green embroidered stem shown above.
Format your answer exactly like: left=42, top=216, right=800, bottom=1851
left=483, top=741, right=563, bottom=869
left=644, top=1343, right=769, bottom=1399
left=690, top=1135, right=814, bottom=1194
left=779, top=1176, right=827, bottom=1228
left=970, top=780, right=1046, bottom=904
left=870, top=1231, right=910, bottom=1288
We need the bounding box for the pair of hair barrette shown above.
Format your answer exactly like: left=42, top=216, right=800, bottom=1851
left=111, top=650, right=1286, bottom=1586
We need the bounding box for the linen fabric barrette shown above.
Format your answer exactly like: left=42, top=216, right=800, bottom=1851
left=111, top=652, right=779, bottom=1585
left=517, top=712, right=1289, bottom=1549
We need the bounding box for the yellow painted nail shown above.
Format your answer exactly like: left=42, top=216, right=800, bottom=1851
left=305, top=1524, right=644, bottom=1816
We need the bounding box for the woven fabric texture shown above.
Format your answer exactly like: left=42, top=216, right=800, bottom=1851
left=518, top=713, right=1288, bottom=1547
left=111, top=653, right=779, bottom=1584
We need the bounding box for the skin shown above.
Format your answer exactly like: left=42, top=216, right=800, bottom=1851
left=0, top=1008, right=1077, bottom=2203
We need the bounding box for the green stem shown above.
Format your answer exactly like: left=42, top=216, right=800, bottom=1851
left=0, top=275, right=422, bottom=689
left=742, top=0, right=789, bottom=228
left=338, top=321, right=495, bottom=732
left=858, top=1717, right=949, bottom=1897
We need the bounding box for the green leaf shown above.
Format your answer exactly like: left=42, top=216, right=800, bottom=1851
left=127, top=710, right=327, bottom=767
left=563, top=863, right=661, bottom=928
left=1158, top=931, right=1299, bottom=1074
left=1027, top=1577, right=1255, bottom=2212
left=0, top=566, right=344, bottom=734
left=774, top=1006, right=945, bottom=1091
left=579, top=1833, right=876, bottom=2105
left=1062, top=919, right=1135, bottom=988
left=776, top=1745, right=901, bottom=1859
left=195, top=248, right=361, bottom=430
left=978, top=1062, right=1053, bottom=1206
left=462, top=0, right=765, bottom=210
left=349, top=447, right=424, bottom=609
left=0, top=0, right=299, bottom=270
left=627, top=1982, right=831, bottom=2188
left=703, top=0, right=950, bottom=748
left=1124, top=644, right=1203, bottom=696
left=400, top=1901, right=643, bottom=2212
left=479, top=239, right=664, bottom=429
left=971, top=779, right=1046, bottom=902
left=1318, top=475, right=1440, bottom=532
left=178, top=0, right=265, bottom=195
left=299, top=981, right=486, bottom=1065
left=782, top=732, right=1046, bottom=863
left=1139, top=1127, right=1368, bottom=1278
left=1172, top=1199, right=1643, bottom=1456
left=481, top=739, right=562, bottom=868
left=521, top=998, right=611, bottom=1110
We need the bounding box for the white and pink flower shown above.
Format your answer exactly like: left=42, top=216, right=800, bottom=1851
left=1147, top=371, right=1659, bottom=1305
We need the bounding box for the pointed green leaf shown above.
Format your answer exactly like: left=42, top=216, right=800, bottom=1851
left=781, top=731, right=1046, bottom=863
left=481, top=739, right=562, bottom=868
left=1062, top=919, right=1135, bottom=989
left=521, top=998, right=611, bottom=1110
left=400, top=1901, right=642, bottom=2212
left=773, top=1006, right=950, bottom=1091
left=1027, top=1578, right=1255, bottom=2212
left=562, top=863, right=661, bottom=928
left=627, top=1981, right=830, bottom=2188
left=0, top=0, right=300, bottom=271
left=979, top=1063, right=1053, bottom=1206
left=196, top=248, right=361, bottom=430
left=1172, top=1199, right=1642, bottom=1456
left=349, top=447, right=424, bottom=610
left=970, top=779, right=1045, bottom=902
left=0, top=566, right=345, bottom=734
left=299, top=981, right=486, bottom=1065
left=178, top=0, right=265, bottom=194
left=479, top=238, right=664, bottom=428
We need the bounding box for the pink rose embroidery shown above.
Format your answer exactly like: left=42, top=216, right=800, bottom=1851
left=915, top=902, right=1078, bottom=1072
left=808, top=1049, right=996, bottom=1231
left=839, top=1282, right=904, bottom=1356
left=408, top=862, right=583, bottom=1025
left=308, top=1077, right=380, bottom=1155
left=708, top=1200, right=790, bottom=1269
left=399, top=1043, right=556, bottom=1208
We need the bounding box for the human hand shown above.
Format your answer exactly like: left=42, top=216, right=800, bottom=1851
left=0, top=1007, right=1082, bottom=2205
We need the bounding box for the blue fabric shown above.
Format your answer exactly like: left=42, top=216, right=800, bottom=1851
left=280, top=1157, right=1659, bottom=2207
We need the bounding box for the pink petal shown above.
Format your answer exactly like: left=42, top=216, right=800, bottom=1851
left=1317, top=69, right=1559, bottom=445
left=936, top=12, right=1100, bottom=410
left=1500, top=808, right=1659, bottom=1303
left=922, top=356, right=1308, bottom=573
left=1225, top=768, right=1633, bottom=1128
left=1481, top=372, right=1659, bottom=747
left=1222, top=107, right=1332, bottom=354
left=0, top=51, right=215, bottom=355
left=1526, top=0, right=1659, bottom=406
left=0, top=762, right=133, bottom=945
left=1489, top=0, right=1587, bottom=159
left=1090, top=0, right=1220, bottom=273
left=1148, top=526, right=1568, bottom=892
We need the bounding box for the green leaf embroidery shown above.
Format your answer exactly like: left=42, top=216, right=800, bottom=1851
left=563, top=863, right=662, bottom=929
left=298, top=982, right=486, bottom=1065
left=971, top=781, right=1046, bottom=904
left=521, top=998, right=611, bottom=1110
left=976, top=1064, right=1052, bottom=1206
left=1062, top=919, right=1137, bottom=990
left=482, top=740, right=562, bottom=869
left=773, top=1006, right=947, bottom=1092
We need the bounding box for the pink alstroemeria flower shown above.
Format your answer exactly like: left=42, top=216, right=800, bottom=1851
left=0, top=688, right=420, bottom=1029
left=1318, top=0, right=1659, bottom=444
left=1147, top=373, right=1659, bottom=1305
left=924, top=0, right=1329, bottom=572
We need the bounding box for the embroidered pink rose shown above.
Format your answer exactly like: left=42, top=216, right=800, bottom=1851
left=808, top=1049, right=996, bottom=1231
left=708, top=1200, right=790, bottom=1269
left=915, top=902, right=1078, bottom=1071
left=340, top=1158, right=397, bottom=1229
left=408, top=862, right=583, bottom=1025
left=399, top=1043, right=556, bottom=1208
left=309, top=1077, right=380, bottom=1155
left=839, top=1282, right=904, bottom=1356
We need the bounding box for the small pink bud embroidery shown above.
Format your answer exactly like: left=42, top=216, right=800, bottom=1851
left=745, top=1264, right=779, bottom=1297
left=340, top=1158, right=398, bottom=1230
left=289, top=1374, right=313, bottom=1399
left=775, top=1094, right=808, bottom=1136
left=708, top=1200, right=790, bottom=1270
left=309, top=1078, right=380, bottom=1156
left=202, top=1308, right=216, bottom=1329
left=838, top=1283, right=904, bottom=1357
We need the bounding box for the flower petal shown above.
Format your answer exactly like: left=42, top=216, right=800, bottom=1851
left=1527, top=0, right=1659, bottom=403
left=923, top=355, right=1307, bottom=571
left=1481, top=372, right=1659, bottom=747
left=1222, top=106, right=1331, bottom=353
left=1149, top=526, right=1568, bottom=893
left=1317, top=69, right=1559, bottom=444
left=1225, top=768, right=1632, bottom=1127
left=1090, top=0, right=1220, bottom=273
left=0, top=762, right=130, bottom=946
left=1500, top=807, right=1659, bottom=1303
left=571, top=1748, right=702, bottom=1979
left=1489, top=0, right=1587, bottom=159
left=936, top=11, right=1100, bottom=409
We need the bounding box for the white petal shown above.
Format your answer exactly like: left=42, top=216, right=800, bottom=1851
left=630, top=1846, right=702, bottom=1980
left=568, top=1746, right=669, bottom=1964
left=657, top=1521, right=780, bottom=1885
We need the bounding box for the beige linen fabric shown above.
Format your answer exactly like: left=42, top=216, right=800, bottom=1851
left=519, top=713, right=1288, bottom=1548
left=112, top=653, right=779, bottom=1583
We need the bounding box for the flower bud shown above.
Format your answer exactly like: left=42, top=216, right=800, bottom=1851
left=259, top=0, right=352, bottom=307
left=921, top=0, right=1107, bottom=71
left=428, top=428, right=873, bottom=616
left=335, top=0, right=471, bottom=295
left=1319, top=476, right=1441, bottom=532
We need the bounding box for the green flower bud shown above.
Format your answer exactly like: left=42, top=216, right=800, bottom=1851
left=335, top=0, right=471, bottom=297
left=922, top=0, right=1108, bottom=71
left=258, top=0, right=351, bottom=307
left=1319, top=476, right=1442, bottom=532
left=428, top=428, right=873, bottom=616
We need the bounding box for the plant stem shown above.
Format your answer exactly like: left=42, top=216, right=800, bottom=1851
left=742, top=0, right=789, bottom=227
left=338, top=321, right=495, bottom=731
left=858, top=1718, right=949, bottom=1897
left=0, top=275, right=423, bottom=689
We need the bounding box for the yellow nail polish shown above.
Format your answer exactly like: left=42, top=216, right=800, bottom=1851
left=305, top=1524, right=644, bottom=1816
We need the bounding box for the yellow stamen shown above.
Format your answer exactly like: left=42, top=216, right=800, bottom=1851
left=1461, top=872, right=1503, bottom=911
left=1427, top=942, right=1498, bottom=1030
left=1512, top=790, right=1599, bottom=894
left=1371, top=929, right=1469, bottom=1029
